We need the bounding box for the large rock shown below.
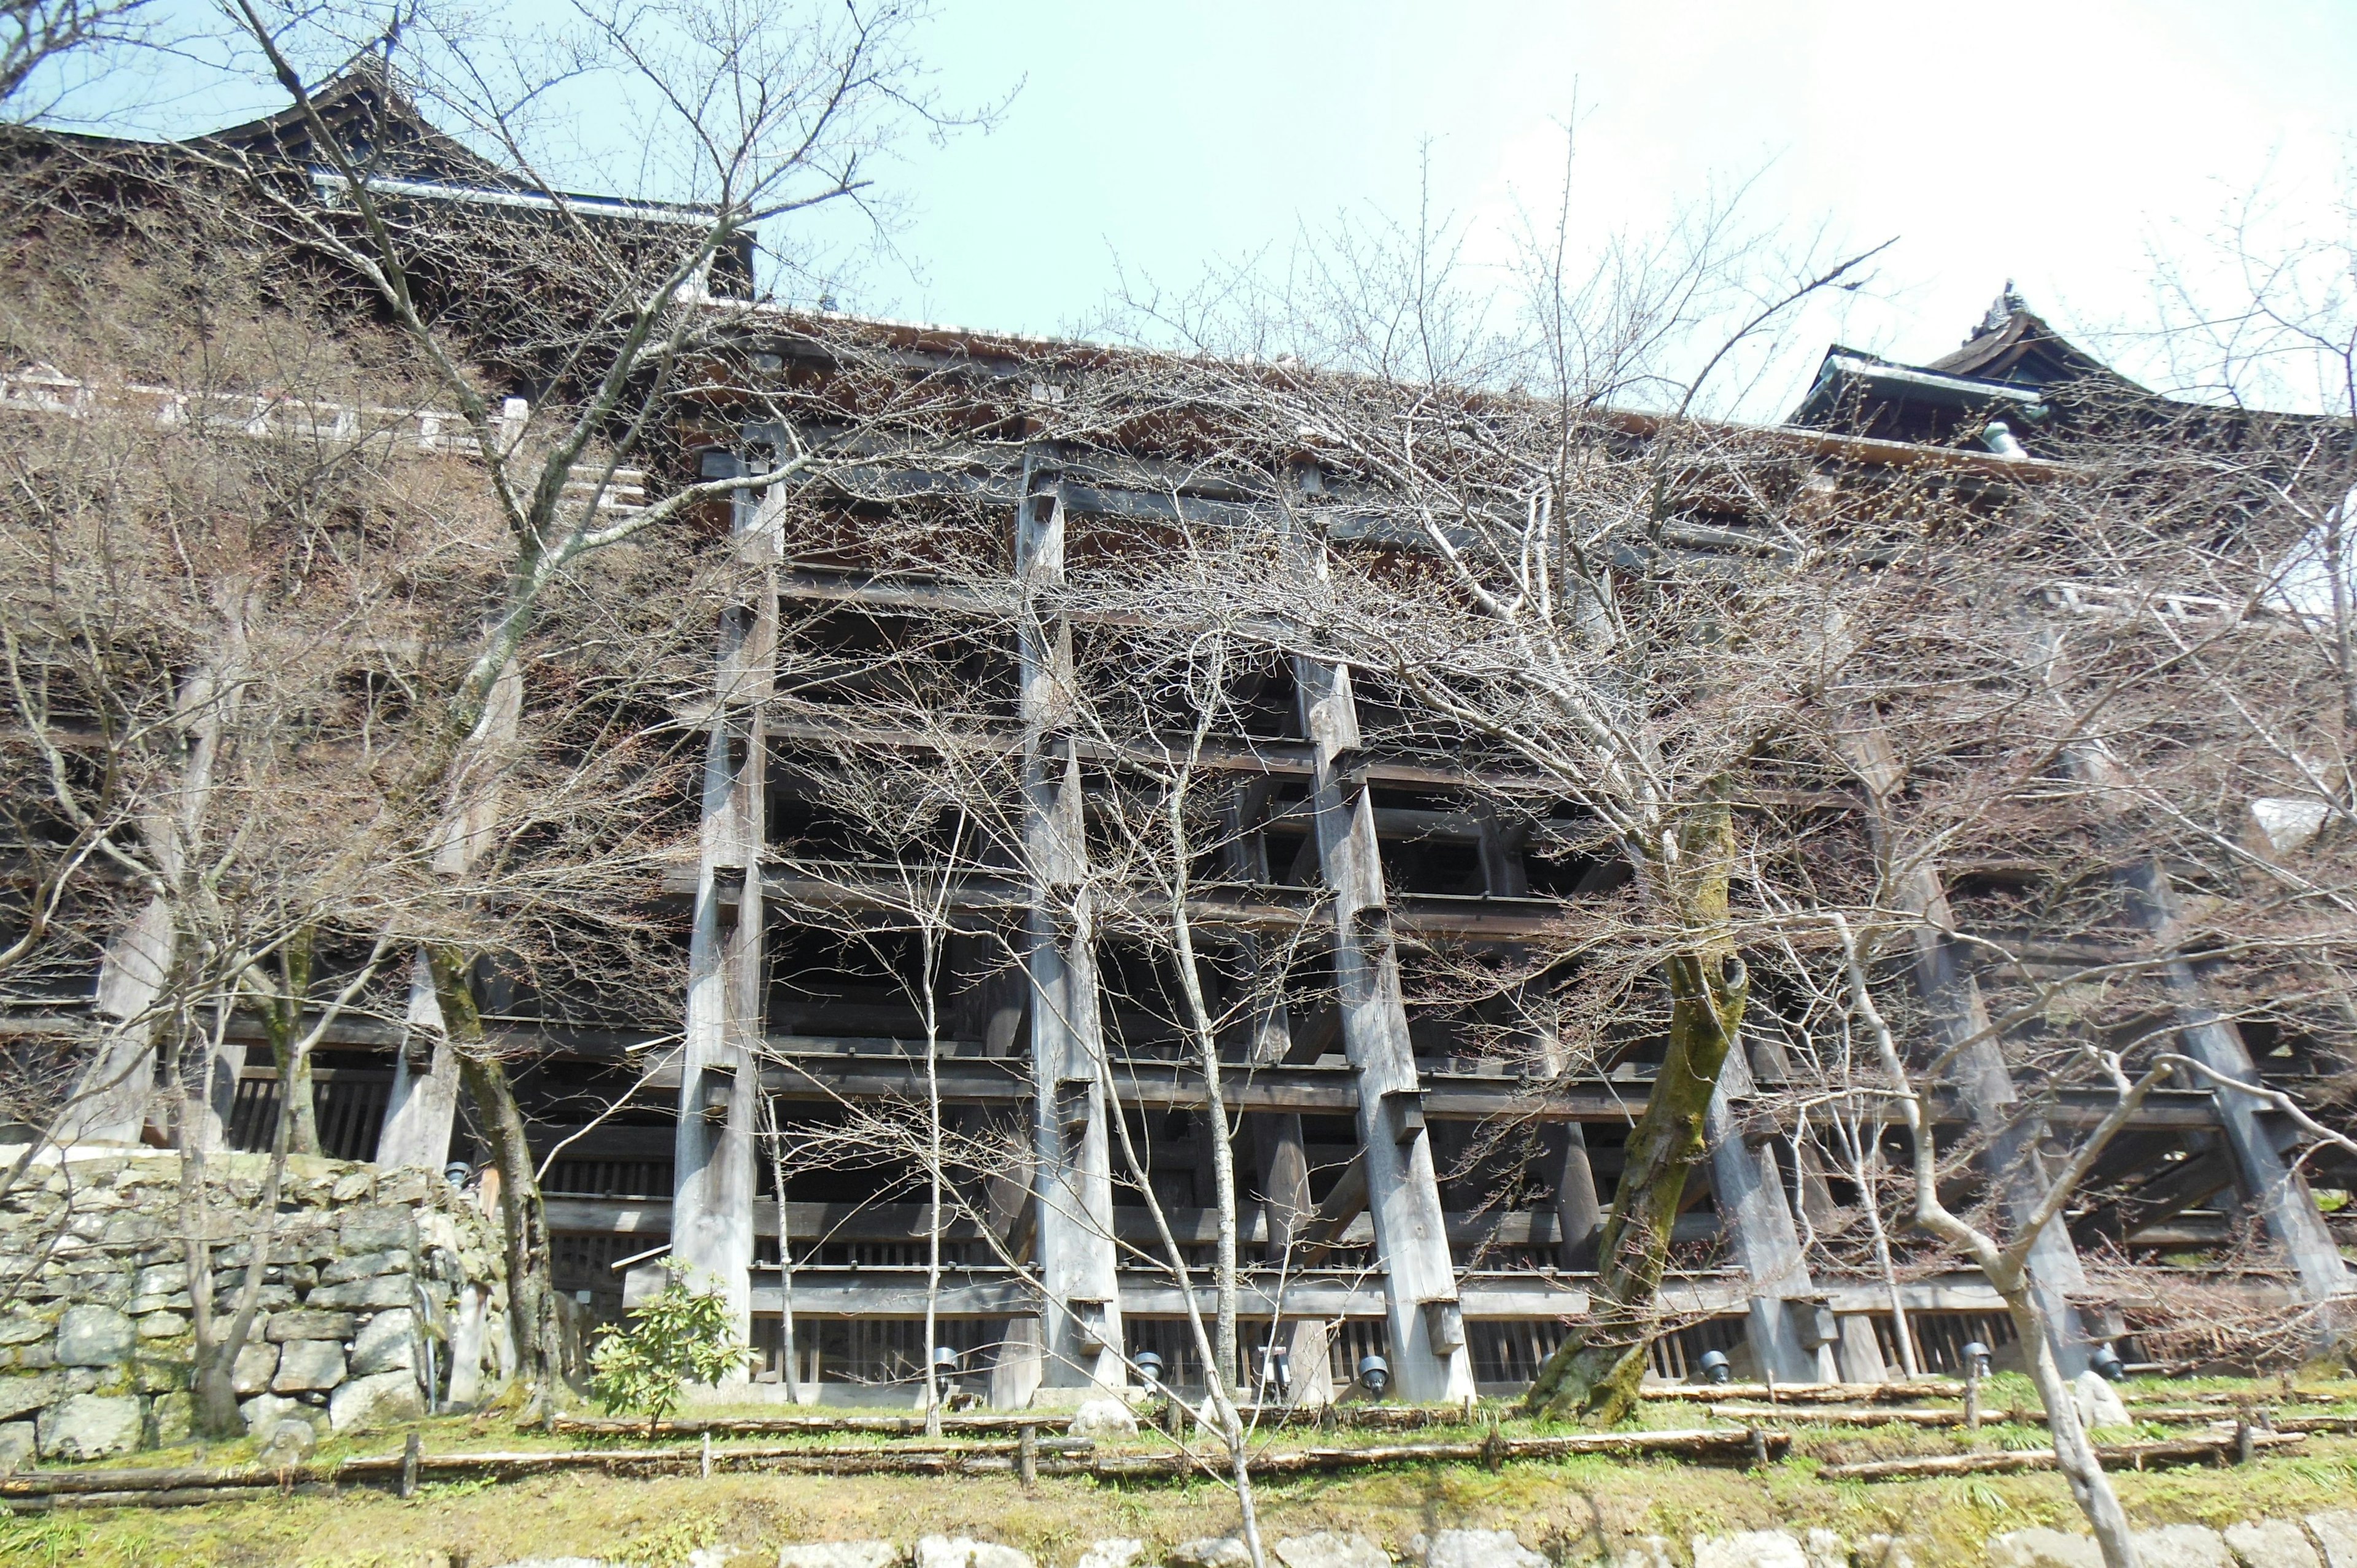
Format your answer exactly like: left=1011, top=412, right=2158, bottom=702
left=339, top=1208, right=419, bottom=1254
left=266, top=1309, right=357, bottom=1342
left=54, top=1303, right=133, bottom=1365
left=1990, top=1530, right=2104, bottom=1568
left=36, top=1392, right=142, bottom=1460
left=0, top=1421, right=33, bottom=1475
left=1803, top=1534, right=1848, bottom=1568
left=2224, top=1521, right=2318, bottom=1568
left=307, top=1274, right=416, bottom=1311
left=1420, top=1534, right=1547, bottom=1568
left=0, top=1371, right=68, bottom=1422
left=2308, top=1515, right=2357, bottom=1568
left=350, top=1308, right=419, bottom=1376
left=1694, top=1534, right=1808, bottom=1568
left=1857, top=1537, right=1916, bottom=1568
left=2134, top=1527, right=2231, bottom=1568
left=328, top=1369, right=424, bottom=1432
left=148, top=1389, right=193, bottom=1446
left=320, top=1249, right=414, bottom=1285
left=1078, top=1542, right=1146, bottom=1568
left=2072, top=1370, right=2131, bottom=1432
left=1275, top=1536, right=1388, bottom=1568
left=916, top=1539, right=1033, bottom=1568
left=233, top=1340, right=279, bottom=1395
left=257, top=1417, right=317, bottom=1466
left=271, top=1338, right=347, bottom=1392
left=1166, top=1545, right=1250, bottom=1568
left=239, top=1392, right=322, bottom=1437
left=134, top=1310, right=188, bottom=1339
left=1070, top=1397, right=1139, bottom=1440
left=777, top=1546, right=904, bottom=1568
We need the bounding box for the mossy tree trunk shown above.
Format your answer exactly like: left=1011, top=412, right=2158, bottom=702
left=263, top=927, right=320, bottom=1158
left=428, top=946, right=562, bottom=1398
left=1525, top=798, right=1748, bottom=1423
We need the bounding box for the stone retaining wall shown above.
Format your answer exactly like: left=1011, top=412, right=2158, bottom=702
left=0, top=1151, right=509, bottom=1467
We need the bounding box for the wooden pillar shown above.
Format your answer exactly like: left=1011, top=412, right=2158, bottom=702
left=73, top=630, right=248, bottom=1148
left=1221, top=784, right=1314, bottom=1263
left=1705, top=1043, right=1833, bottom=1382
left=1016, top=457, right=1124, bottom=1391
left=1291, top=651, right=1474, bottom=1401
left=1842, top=725, right=2102, bottom=1377
left=381, top=660, right=521, bottom=1169
left=670, top=463, right=778, bottom=1367
left=2119, top=863, right=2350, bottom=1303
left=1835, top=1313, right=1890, bottom=1383
left=1477, top=811, right=1604, bottom=1269
left=1549, top=1124, right=1604, bottom=1269
left=377, top=951, right=463, bottom=1168
left=70, top=899, right=173, bottom=1145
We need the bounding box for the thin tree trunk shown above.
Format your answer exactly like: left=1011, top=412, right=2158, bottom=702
left=1995, top=1261, right=2136, bottom=1568
left=268, top=932, right=320, bottom=1158
left=1101, top=1053, right=1266, bottom=1568
left=1164, top=771, right=1242, bottom=1394
left=759, top=1091, right=801, bottom=1404
left=921, top=921, right=945, bottom=1437
left=430, top=947, right=560, bottom=1400
left=1850, top=1118, right=1922, bottom=1380
left=184, top=1049, right=288, bottom=1439
left=1836, top=914, right=2137, bottom=1568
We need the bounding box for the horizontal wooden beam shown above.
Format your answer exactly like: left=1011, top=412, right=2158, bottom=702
left=630, top=1050, right=2220, bottom=1130
left=542, top=1195, right=1722, bottom=1251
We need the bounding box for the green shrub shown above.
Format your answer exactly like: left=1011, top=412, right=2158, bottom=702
left=587, top=1264, right=751, bottom=1427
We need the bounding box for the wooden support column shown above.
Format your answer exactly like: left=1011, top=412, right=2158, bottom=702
left=1834, top=1313, right=1890, bottom=1383
left=380, top=659, right=521, bottom=1170
left=670, top=454, right=779, bottom=1366
left=74, top=622, right=249, bottom=1148
left=1843, top=725, right=2103, bottom=1377
left=1221, top=784, right=1314, bottom=1264
left=1291, top=651, right=1474, bottom=1401
left=377, top=951, right=460, bottom=1168
left=1475, top=809, right=1603, bottom=1269
left=1549, top=1125, right=1604, bottom=1270
left=1706, top=1043, right=1834, bottom=1381
left=1016, top=457, right=1124, bottom=1392
left=2118, top=863, right=2350, bottom=1303
left=73, top=900, right=173, bottom=1145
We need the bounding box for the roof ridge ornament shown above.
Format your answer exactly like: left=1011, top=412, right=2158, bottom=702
left=1973, top=280, right=2026, bottom=342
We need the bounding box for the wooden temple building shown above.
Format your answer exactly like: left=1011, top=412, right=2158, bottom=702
left=17, top=82, right=2355, bottom=1409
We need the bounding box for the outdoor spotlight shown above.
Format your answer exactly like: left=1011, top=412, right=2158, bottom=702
left=1134, top=1350, right=1165, bottom=1388
left=1962, top=1340, right=1993, bottom=1379
left=1358, top=1353, right=1391, bottom=1399
left=443, top=1161, right=471, bottom=1188
left=2091, top=1345, right=2127, bottom=1383
left=1698, top=1350, right=1733, bottom=1386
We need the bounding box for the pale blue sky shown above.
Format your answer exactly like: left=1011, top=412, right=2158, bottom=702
left=870, top=2, right=2357, bottom=392
left=53, top=1, right=2357, bottom=412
